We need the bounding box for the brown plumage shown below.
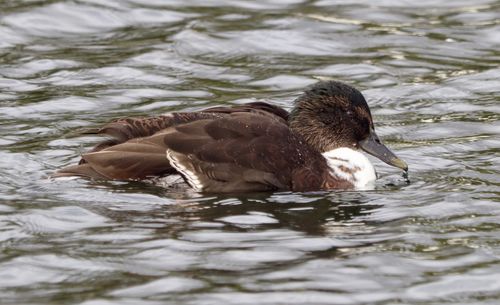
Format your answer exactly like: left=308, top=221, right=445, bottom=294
left=55, top=81, right=408, bottom=192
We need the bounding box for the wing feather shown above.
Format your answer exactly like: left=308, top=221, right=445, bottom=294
left=163, top=113, right=328, bottom=192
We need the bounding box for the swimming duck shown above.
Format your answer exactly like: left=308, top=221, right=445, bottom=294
left=55, top=81, right=408, bottom=192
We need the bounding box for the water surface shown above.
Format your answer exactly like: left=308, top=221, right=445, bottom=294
left=0, top=0, right=499, bottom=304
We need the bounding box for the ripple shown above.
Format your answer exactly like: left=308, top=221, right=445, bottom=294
left=248, top=75, right=316, bottom=90
left=0, top=97, right=99, bottom=119
left=0, top=254, right=113, bottom=288
left=7, top=206, right=110, bottom=234
left=2, top=59, right=82, bottom=78
left=0, top=77, right=39, bottom=92
left=218, top=212, right=279, bottom=225
left=110, top=277, right=206, bottom=297
left=2, top=2, right=195, bottom=37
left=41, top=66, right=180, bottom=87
left=406, top=271, right=500, bottom=301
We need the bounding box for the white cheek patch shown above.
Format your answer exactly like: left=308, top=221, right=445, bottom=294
left=322, top=147, right=377, bottom=190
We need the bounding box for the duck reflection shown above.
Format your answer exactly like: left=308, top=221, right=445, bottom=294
left=174, top=192, right=381, bottom=235
left=82, top=180, right=382, bottom=237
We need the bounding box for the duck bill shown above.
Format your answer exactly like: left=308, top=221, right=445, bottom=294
left=359, top=131, right=408, bottom=171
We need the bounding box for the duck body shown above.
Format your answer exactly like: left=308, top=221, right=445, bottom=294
left=55, top=81, right=407, bottom=193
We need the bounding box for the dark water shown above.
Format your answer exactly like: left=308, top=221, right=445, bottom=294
left=1, top=0, right=499, bottom=304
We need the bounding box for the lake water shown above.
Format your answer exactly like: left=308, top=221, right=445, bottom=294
left=0, top=0, right=499, bottom=304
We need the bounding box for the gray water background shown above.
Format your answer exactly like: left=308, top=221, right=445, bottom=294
left=0, top=0, right=499, bottom=304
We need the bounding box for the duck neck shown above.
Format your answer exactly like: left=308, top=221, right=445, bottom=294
left=288, top=108, right=334, bottom=152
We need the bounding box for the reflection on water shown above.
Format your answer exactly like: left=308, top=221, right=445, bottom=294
left=0, top=0, right=499, bottom=304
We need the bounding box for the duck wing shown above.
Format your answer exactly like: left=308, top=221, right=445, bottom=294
left=54, top=112, right=222, bottom=179
left=81, top=102, right=288, bottom=155
left=55, top=103, right=291, bottom=181
left=162, top=112, right=329, bottom=192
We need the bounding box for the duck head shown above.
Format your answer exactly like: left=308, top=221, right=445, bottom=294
left=289, top=81, right=408, bottom=171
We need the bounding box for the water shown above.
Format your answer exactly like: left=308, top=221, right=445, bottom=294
left=0, top=0, right=499, bottom=304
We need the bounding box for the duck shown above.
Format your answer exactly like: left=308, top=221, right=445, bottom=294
left=54, top=80, right=408, bottom=193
